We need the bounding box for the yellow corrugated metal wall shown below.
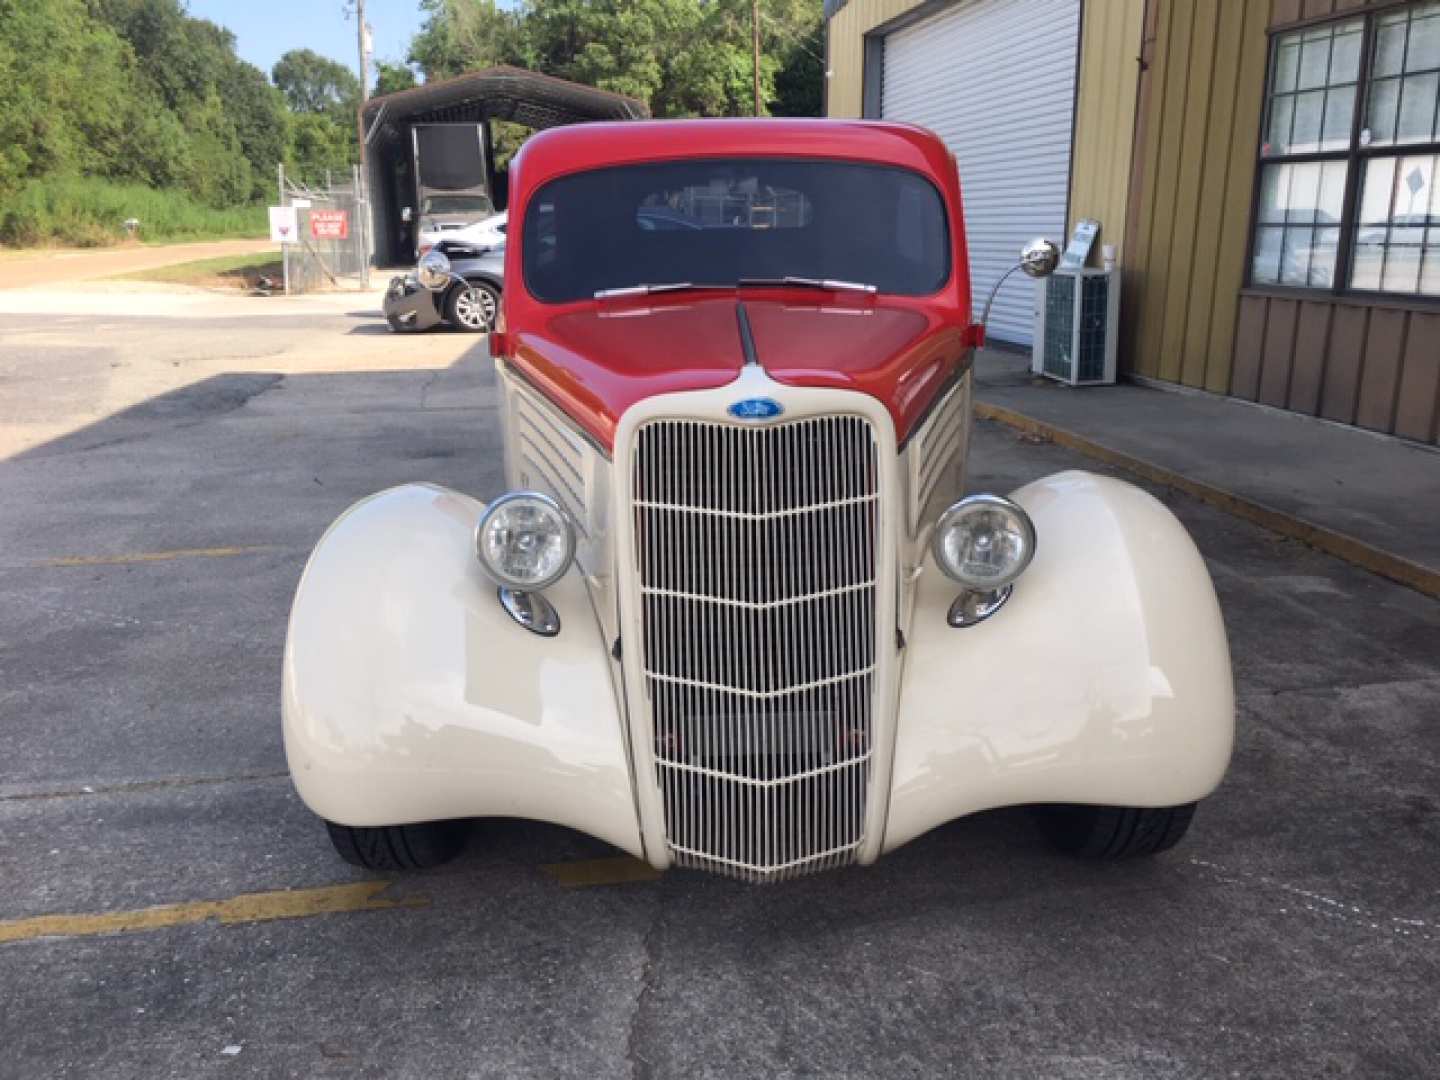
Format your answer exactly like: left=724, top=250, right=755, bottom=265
left=1067, top=0, right=1146, bottom=266
left=1123, top=0, right=1271, bottom=388
left=825, top=0, right=927, bottom=119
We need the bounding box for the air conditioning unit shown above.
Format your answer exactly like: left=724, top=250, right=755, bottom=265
left=1032, top=267, right=1119, bottom=386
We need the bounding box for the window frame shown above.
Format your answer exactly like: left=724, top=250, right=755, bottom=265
left=1247, top=2, right=1440, bottom=302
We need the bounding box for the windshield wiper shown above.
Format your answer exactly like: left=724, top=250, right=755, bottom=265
left=594, top=278, right=878, bottom=299
left=737, top=276, right=877, bottom=294
left=593, top=282, right=726, bottom=300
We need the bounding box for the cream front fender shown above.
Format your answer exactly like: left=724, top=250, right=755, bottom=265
left=281, top=483, right=643, bottom=860
left=884, top=470, right=1234, bottom=853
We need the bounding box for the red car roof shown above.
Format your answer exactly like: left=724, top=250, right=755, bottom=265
left=511, top=118, right=955, bottom=189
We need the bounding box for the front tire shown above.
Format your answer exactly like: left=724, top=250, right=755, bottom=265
left=1035, top=802, right=1197, bottom=858
left=324, top=819, right=467, bottom=870
left=443, top=279, right=499, bottom=332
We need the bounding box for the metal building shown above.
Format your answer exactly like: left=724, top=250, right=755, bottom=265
left=361, top=66, right=649, bottom=267
left=826, top=0, right=1440, bottom=445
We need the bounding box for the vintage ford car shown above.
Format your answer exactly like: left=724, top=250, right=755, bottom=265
left=283, top=119, right=1234, bottom=880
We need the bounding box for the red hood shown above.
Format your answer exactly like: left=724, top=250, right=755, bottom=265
left=509, top=294, right=969, bottom=449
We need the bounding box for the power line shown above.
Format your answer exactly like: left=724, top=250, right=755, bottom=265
left=758, top=9, right=828, bottom=70
left=753, top=0, right=761, bottom=116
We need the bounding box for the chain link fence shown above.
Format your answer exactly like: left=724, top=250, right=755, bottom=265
left=278, top=164, right=373, bottom=294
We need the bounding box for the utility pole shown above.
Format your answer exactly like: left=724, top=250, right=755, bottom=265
left=356, top=0, right=370, bottom=105
left=352, top=0, right=371, bottom=165
left=752, top=0, right=761, bottom=117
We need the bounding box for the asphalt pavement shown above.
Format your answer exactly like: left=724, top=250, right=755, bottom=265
left=1, top=293, right=1437, bottom=1079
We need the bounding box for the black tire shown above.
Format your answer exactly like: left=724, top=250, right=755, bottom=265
left=443, top=279, right=500, bottom=332
left=324, top=819, right=466, bottom=870
left=1035, top=802, right=1197, bottom=858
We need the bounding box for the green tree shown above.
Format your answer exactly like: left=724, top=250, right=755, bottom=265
left=182, top=95, right=254, bottom=205
left=409, top=0, right=526, bottom=80
left=405, top=0, right=820, bottom=120
left=0, top=0, right=379, bottom=244
left=271, top=48, right=361, bottom=183
left=768, top=4, right=824, bottom=116
left=94, top=0, right=232, bottom=113
left=272, top=48, right=361, bottom=117
left=219, top=60, right=291, bottom=199
left=0, top=0, right=128, bottom=192
left=285, top=112, right=356, bottom=186
left=0, top=0, right=824, bottom=243
left=87, top=0, right=295, bottom=203
left=375, top=60, right=419, bottom=96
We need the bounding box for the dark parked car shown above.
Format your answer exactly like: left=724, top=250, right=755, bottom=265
left=383, top=239, right=503, bottom=333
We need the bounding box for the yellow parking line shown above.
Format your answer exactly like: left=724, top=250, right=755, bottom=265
left=542, top=856, right=661, bottom=888
left=38, top=546, right=274, bottom=567
left=0, top=881, right=425, bottom=946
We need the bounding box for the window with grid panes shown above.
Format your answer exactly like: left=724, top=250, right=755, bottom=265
left=1252, top=2, right=1440, bottom=297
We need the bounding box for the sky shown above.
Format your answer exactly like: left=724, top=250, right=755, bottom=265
left=185, top=0, right=428, bottom=89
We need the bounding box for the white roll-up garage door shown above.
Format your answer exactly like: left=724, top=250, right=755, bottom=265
left=882, top=0, right=1079, bottom=346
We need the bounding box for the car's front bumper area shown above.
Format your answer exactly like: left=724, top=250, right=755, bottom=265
left=282, top=472, right=1233, bottom=878
left=382, top=275, right=445, bottom=332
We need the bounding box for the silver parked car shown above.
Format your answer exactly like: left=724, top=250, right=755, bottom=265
left=383, top=239, right=503, bottom=333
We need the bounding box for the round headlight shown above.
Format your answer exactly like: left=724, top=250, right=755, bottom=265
left=932, top=494, right=1036, bottom=590
left=475, top=492, right=575, bottom=591
left=417, top=249, right=452, bottom=292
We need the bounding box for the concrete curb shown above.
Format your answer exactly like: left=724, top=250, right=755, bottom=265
left=974, top=400, right=1440, bottom=601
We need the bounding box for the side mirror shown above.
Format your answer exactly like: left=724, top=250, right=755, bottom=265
left=972, top=237, right=1063, bottom=346
left=401, top=206, right=414, bottom=224
left=417, top=249, right=452, bottom=292
left=1019, top=238, right=1060, bottom=279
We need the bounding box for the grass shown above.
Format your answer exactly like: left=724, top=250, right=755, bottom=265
left=117, top=250, right=283, bottom=289
left=0, top=176, right=267, bottom=249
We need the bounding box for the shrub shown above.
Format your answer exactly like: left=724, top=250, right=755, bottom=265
left=0, top=175, right=266, bottom=247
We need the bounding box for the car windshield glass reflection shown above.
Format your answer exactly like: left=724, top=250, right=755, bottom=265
left=522, top=158, right=950, bottom=302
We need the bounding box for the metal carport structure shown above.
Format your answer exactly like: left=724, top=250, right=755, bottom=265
left=361, top=66, right=650, bottom=267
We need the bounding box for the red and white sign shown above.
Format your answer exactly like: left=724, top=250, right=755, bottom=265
left=309, top=209, right=349, bottom=240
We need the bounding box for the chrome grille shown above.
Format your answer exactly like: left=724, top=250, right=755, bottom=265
left=632, top=416, right=880, bottom=881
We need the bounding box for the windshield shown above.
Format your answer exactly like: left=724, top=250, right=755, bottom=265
left=522, top=159, right=950, bottom=302
left=424, top=195, right=492, bottom=215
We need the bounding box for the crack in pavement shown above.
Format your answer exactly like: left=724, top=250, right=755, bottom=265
left=1187, top=857, right=1438, bottom=945
left=1235, top=676, right=1440, bottom=700
left=624, top=889, right=666, bottom=1080
left=418, top=368, right=444, bottom=410
left=0, top=771, right=290, bottom=803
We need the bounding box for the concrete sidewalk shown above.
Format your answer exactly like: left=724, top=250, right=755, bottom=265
left=974, top=349, right=1440, bottom=597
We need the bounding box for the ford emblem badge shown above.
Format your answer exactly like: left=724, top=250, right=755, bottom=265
left=728, top=397, right=784, bottom=421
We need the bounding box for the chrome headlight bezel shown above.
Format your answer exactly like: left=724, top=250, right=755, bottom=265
left=474, top=491, right=576, bottom=592
left=932, top=493, right=1037, bottom=591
